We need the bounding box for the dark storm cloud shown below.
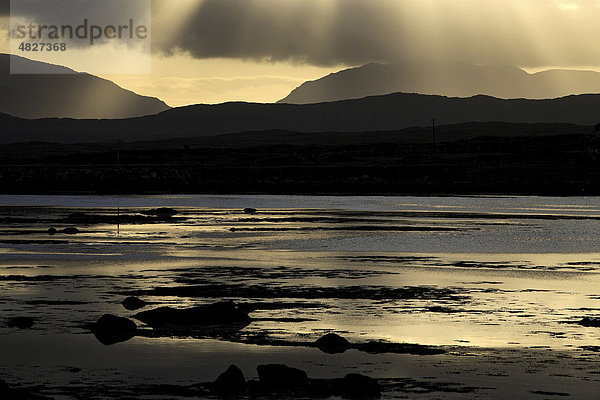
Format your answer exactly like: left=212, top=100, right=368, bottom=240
left=153, top=0, right=411, bottom=65
left=5, top=0, right=600, bottom=68
left=152, top=0, right=600, bottom=68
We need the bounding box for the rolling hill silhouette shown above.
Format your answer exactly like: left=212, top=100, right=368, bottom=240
left=0, top=54, right=170, bottom=119
left=1, top=92, right=600, bottom=144
left=278, top=62, right=600, bottom=104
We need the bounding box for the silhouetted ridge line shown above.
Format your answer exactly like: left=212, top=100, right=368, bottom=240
left=0, top=54, right=170, bottom=119
left=279, top=62, right=600, bottom=104
left=1, top=92, right=599, bottom=143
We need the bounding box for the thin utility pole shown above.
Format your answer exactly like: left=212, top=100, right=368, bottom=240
left=116, top=138, right=121, bottom=167
left=116, top=138, right=121, bottom=236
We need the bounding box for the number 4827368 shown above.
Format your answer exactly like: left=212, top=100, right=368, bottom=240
left=18, top=42, right=67, bottom=51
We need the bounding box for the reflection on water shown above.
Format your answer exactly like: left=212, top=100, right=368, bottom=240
left=0, top=195, right=599, bottom=398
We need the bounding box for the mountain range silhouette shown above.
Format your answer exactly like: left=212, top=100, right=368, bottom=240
left=2, top=91, right=600, bottom=143
left=0, top=54, right=170, bottom=119
left=278, top=62, right=600, bottom=104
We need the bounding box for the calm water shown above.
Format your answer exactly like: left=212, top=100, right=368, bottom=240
left=0, top=195, right=599, bottom=398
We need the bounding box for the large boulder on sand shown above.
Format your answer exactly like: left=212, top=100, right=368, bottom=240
left=315, top=333, right=351, bottom=354
left=213, top=365, right=246, bottom=392
left=92, top=314, right=137, bottom=345
left=257, top=364, right=309, bottom=388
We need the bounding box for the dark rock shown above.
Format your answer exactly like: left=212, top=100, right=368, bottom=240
left=7, top=316, right=35, bottom=329
left=47, top=227, right=57, bottom=235
left=92, top=314, right=137, bottom=345
left=257, top=364, right=309, bottom=388
left=355, top=341, right=446, bottom=355
left=530, top=390, right=571, bottom=397
left=214, top=365, right=246, bottom=392
left=141, top=208, right=178, bottom=217
left=243, top=208, right=257, bottom=214
left=337, top=373, right=381, bottom=399
left=134, top=301, right=250, bottom=336
left=136, top=301, right=250, bottom=326
left=579, top=317, right=600, bottom=327
left=61, top=227, right=80, bottom=235
left=122, top=296, right=147, bottom=311
left=200, top=370, right=380, bottom=399
left=315, top=333, right=351, bottom=354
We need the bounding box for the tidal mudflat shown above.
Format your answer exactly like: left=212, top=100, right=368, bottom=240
left=1, top=195, right=599, bottom=399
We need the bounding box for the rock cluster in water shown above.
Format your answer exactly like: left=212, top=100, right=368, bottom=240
left=209, top=364, right=381, bottom=399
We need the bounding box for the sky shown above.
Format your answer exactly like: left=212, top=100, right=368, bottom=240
left=2, top=0, right=600, bottom=106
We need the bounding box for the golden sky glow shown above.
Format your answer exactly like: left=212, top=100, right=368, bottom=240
left=102, top=54, right=343, bottom=107
left=2, top=0, right=600, bottom=106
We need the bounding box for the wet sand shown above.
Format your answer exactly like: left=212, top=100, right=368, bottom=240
left=0, top=195, right=599, bottom=398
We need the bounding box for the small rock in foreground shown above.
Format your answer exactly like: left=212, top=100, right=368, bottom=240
left=6, top=316, right=35, bottom=329
left=314, top=333, right=351, bottom=354
left=257, top=364, right=309, bottom=388
left=122, top=296, right=147, bottom=311
left=92, top=314, right=137, bottom=345
left=243, top=208, right=257, bottom=214
left=61, top=227, right=80, bottom=235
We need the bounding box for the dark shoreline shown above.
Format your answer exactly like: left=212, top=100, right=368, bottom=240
left=0, top=128, right=599, bottom=195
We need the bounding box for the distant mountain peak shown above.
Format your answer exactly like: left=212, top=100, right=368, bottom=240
left=2, top=53, right=78, bottom=75
left=0, top=53, right=170, bottom=119
left=278, top=61, right=600, bottom=104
